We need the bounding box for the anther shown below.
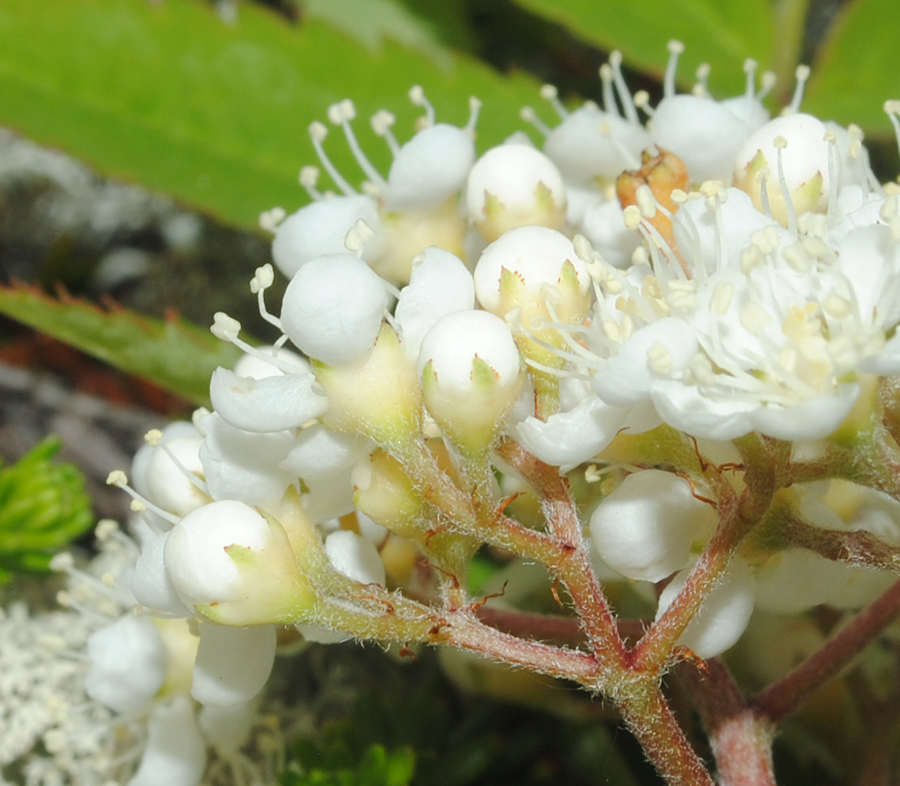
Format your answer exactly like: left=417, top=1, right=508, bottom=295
left=211, top=312, right=242, bottom=341
left=633, top=90, right=652, bottom=115
left=694, top=63, right=710, bottom=97
left=258, top=206, right=287, bottom=232
left=344, top=218, right=376, bottom=254
left=250, top=264, right=282, bottom=331
left=623, top=204, right=642, bottom=230
left=758, top=71, right=777, bottom=99
left=371, top=109, right=401, bottom=156
left=635, top=184, right=658, bottom=218
left=540, top=84, right=568, bottom=119
left=409, top=85, right=436, bottom=126
left=520, top=106, right=550, bottom=136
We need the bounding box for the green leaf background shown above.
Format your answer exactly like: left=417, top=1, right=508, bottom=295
left=0, top=0, right=539, bottom=230
left=0, top=283, right=239, bottom=406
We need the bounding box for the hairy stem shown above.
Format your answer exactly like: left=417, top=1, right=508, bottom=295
left=617, top=683, right=716, bottom=786
left=497, top=437, right=627, bottom=671
left=678, top=659, right=776, bottom=786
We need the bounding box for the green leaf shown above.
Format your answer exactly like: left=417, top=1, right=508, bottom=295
left=0, top=437, right=93, bottom=579
left=0, top=283, right=239, bottom=406
left=507, top=0, right=774, bottom=97
left=804, top=0, right=900, bottom=135
left=0, top=0, right=540, bottom=230
left=300, top=0, right=452, bottom=67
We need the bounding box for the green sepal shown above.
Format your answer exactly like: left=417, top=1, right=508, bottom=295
left=197, top=509, right=318, bottom=626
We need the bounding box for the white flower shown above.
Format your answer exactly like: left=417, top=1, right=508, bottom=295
left=84, top=615, right=167, bottom=715
left=395, top=246, right=475, bottom=362
left=589, top=469, right=717, bottom=582
left=648, top=42, right=772, bottom=183
left=280, top=252, right=390, bottom=366
left=656, top=558, right=756, bottom=658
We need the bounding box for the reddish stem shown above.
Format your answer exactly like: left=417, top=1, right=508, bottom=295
left=781, top=514, right=900, bottom=572
left=678, top=659, right=776, bottom=786
left=497, top=437, right=627, bottom=671
left=474, top=605, right=646, bottom=647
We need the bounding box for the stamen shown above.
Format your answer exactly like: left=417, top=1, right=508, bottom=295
left=599, top=63, right=618, bottom=117
left=664, top=40, right=685, bottom=99
left=409, top=85, right=435, bottom=126
left=328, top=100, right=387, bottom=189
left=757, top=71, right=777, bottom=100
left=608, top=51, right=640, bottom=124
left=210, top=313, right=309, bottom=376
left=105, top=471, right=180, bottom=527
left=635, top=184, right=658, bottom=218
left=344, top=218, right=376, bottom=255
left=774, top=136, right=798, bottom=233
left=144, top=430, right=210, bottom=498
left=308, top=121, right=355, bottom=196
left=465, top=96, right=482, bottom=135
left=787, top=65, right=811, bottom=115
left=693, top=63, right=710, bottom=98
left=539, top=84, right=569, bottom=120
left=520, top=106, right=550, bottom=137
left=258, top=206, right=286, bottom=232
left=371, top=110, right=401, bottom=156
left=743, top=59, right=758, bottom=98
left=633, top=91, right=653, bottom=119
left=299, top=166, right=322, bottom=200
left=250, top=264, right=283, bottom=331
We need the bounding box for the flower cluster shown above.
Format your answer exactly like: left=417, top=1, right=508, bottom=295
left=76, top=42, right=900, bottom=786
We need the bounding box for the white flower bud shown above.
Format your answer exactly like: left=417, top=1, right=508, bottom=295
left=387, top=124, right=476, bottom=211
left=271, top=195, right=380, bottom=278
left=467, top=144, right=567, bottom=242
left=197, top=701, right=256, bottom=751
left=474, top=226, right=588, bottom=317
left=191, top=623, right=277, bottom=707
left=281, top=252, right=389, bottom=366
left=418, top=310, right=523, bottom=453
left=544, top=106, right=649, bottom=184
left=324, top=529, right=386, bottom=585
left=655, top=559, right=755, bottom=658
left=232, top=344, right=308, bottom=380
left=753, top=547, right=851, bottom=613
left=209, top=366, right=329, bottom=433
left=651, top=94, right=755, bottom=183
left=418, top=310, right=522, bottom=397
left=164, top=500, right=270, bottom=608
left=127, top=696, right=206, bottom=786
left=85, top=615, right=167, bottom=715
left=734, top=113, right=839, bottom=226
left=590, top=469, right=716, bottom=582
left=395, top=247, right=475, bottom=362
left=144, top=436, right=208, bottom=518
